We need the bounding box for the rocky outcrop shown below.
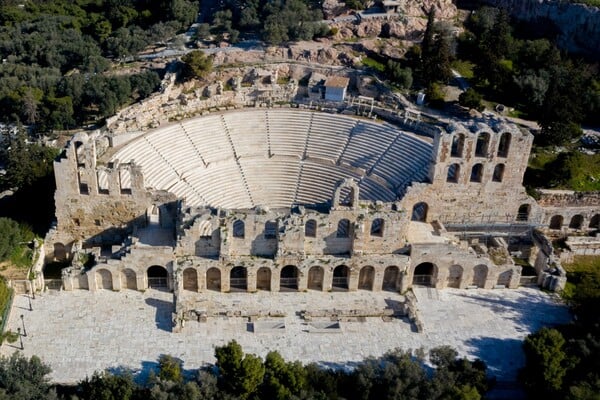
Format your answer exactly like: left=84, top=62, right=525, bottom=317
left=482, top=0, right=600, bottom=57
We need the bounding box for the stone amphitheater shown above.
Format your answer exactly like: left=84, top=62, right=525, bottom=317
left=43, top=106, right=599, bottom=328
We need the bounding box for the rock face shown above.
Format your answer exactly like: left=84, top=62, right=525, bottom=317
left=482, top=0, right=600, bottom=57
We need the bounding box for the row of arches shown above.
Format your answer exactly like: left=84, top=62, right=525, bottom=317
left=446, top=163, right=505, bottom=183
left=94, top=265, right=168, bottom=291
left=232, top=218, right=387, bottom=240
left=182, top=265, right=402, bottom=292
left=451, top=132, right=511, bottom=159
left=412, top=262, right=513, bottom=289
left=549, top=214, right=600, bottom=230
left=410, top=202, right=532, bottom=223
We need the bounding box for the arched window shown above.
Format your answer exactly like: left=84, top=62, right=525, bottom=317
left=569, top=215, right=584, bottom=230
left=305, top=219, right=317, bottom=237
left=411, top=202, right=428, bottom=222
left=264, top=221, right=277, bottom=239
left=497, top=132, right=511, bottom=157
left=470, top=164, right=483, bottom=182
left=549, top=215, right=563, bottom=230
left=370, top=218, right=384, bottom=237
left=337, top=219, right=350, bottom=238
left=517, top=204, right=530, bottom=222
left=589, top=214, right=600, bottom=230
left=447, top=163, right=460, bottom=183
left=492, top=164, right=505, bottom=182
left=475, top=132, right=490, bottom=157
left=233, top=220, right=245, bottom=238
left=451, top=134, right=465, bottom=157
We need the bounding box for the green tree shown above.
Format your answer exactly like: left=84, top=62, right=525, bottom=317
left=78, top=371, right=138, bottom=400
left=158, top=355, right=184, bottom=384
left=0, top=353, right=56, bottom=400
left=181, top=50, right=213, bottom=80
left=521, top=327, right=571, bottom=395
left=214, top=340, right=265, bottom=399
left=458, top=88, right=483, bottom=111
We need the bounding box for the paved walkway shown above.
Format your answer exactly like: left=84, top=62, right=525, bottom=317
left=0, top=287, right=570, bottom=384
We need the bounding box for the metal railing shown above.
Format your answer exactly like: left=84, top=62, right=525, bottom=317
left=519, top=276, right=538, bottom=286
left=45, top=279, right=63, bottom=291
left=148, top=277, right=168, bottom=288
left=230, top=278, right=248, bottom=288
left=280, top=277, right=298, bottom=287
left=332, top=277, right=348, bottom=287
left=412, top=275, right=432, bottom=286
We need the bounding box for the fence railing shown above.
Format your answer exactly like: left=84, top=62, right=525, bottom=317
left=230, top=278, right=248, bottom=288
left=332, top=277, right=348, bottom=287
left=280, top=277, right=298, bottom=287
left=412, top=275, right=432, bottom=286
left=148, top=277, right=168, bottom=288
left=45, top=279, right=63, bottom=291
left=519, top=276, right=538, bottom=286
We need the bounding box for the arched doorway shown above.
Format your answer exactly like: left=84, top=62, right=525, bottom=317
left=230, top=266, right=247, bottom=291
left=549, top=215, right=563, bottom=230
left=121, top=268, right=137, bottom=290
left=96, top=269, right=113, bottom=290
left=308, top=266, right=323, bottom=291
left=569, top=215, right=584, bottom=230
left=447, top=265, right=463, bottom=288
left=411, top=202, right=428, bottom=222
left=256, top=267, right=271, bottom=291
left=413, top=263, right=435, bottom=287
left=590, top=214, right=600, bottom=230
left=53, top=243, right=67, bottom=261
left=147, top=265, right=168, bottom=289
left=280, top=265, right=299, bottom=291
left=183, top=268, right=198, bottom=291
left=332, top=265, right=349, bottom=291
left=206, top=268, right=221, bottom=291
left=358, top=266, right=374, bottom=290
left=517, top=204, right=530, bottom=222
left=497, top=270, right=512, bottom=287
left=472, top=265, right=488, bottom=288
left=382, top=266, right=399, bottom=291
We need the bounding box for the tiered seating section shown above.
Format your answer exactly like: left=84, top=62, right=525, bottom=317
left=110, top=109, right=432, bottom=208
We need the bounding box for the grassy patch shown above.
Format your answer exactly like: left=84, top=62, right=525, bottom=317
left=451, top=60, right=474, bottom=79
left=525, top=150, right=600, bottom=191
left=361, top=57, right=386, bottom=73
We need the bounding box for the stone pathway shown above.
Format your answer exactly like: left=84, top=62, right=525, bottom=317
left=0, top=287, right=570, bottom=384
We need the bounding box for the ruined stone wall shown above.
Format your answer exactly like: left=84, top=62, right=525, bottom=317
left=537, top=190, right=600, bottom=231
left=401, top=119, right=540, bottom=224
left=51, top=132, right=162, bottom=252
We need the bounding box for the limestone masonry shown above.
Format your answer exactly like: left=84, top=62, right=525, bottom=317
left=44, top=99, right=598, bottom=329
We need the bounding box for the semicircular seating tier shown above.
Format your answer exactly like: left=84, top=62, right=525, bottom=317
left=110, top=109, right=433, bottom=209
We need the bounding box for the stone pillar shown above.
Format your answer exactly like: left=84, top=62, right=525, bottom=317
left=348, top=267, right=359, bottom=292
left=197, top=267, right=206, bottom=292
left=297, top=269, right=308, bottom=291
left=435, top=268, right=448, bottom=289
left=87, top=272, right=97, bottom=292
left=247, top=268, right=257, bottom=292
left=114, top=272, right=123, bottom=291
left=271, top=267, right=280, bottom=292
left=136, top=273, right=145, bottom=291
left=323, top=266, right=334, bottom=292
left=399, top=271, right=409, bottom=293
left=508, top=268, right=520, bottom=289
left=373, top=269, right=384, bottom=292
left=222, top=269, right=230, bottom=292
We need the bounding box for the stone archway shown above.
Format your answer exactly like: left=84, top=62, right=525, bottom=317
left=206, top=268, right=221, bottom=292
left=183, top=268, right=198, bottom=291
left=147, top=265, right=168, bottom=289
left=472, top=265, right=488, bottom=288
left=358, top=266, right=375, bottom=290
left=230, top=266, right=248, bottom=291
left=256, top=267, right=271, bottom=291
left=332, top=265, right=349, bottom=291
left=96, top=269, right=113, bottom=290
left=280, top=265, right=299, bottom=291
left=382, top=266, right=400, bottom=291
left=411, top=202, right=428, bottom=222
left=497, top=270, right=512, bottom=287
left=569, top=215, right=584, bottom=230
left=447, top=265, right=463, bottom=288
left=549, top=215, right=563, bottom=230
left=121, top=268, right=137, bottom=290
left=413, top=262, right=436, bottom=287
left=308, top=266, right=324, bottom=291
